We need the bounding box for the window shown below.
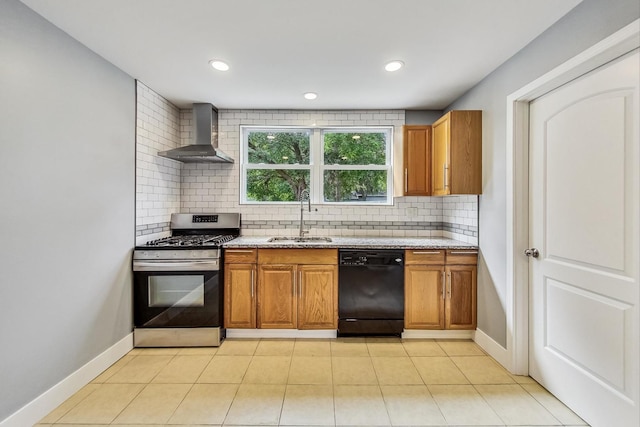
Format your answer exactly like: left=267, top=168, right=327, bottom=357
left=241, top=126, right=393, bottom=204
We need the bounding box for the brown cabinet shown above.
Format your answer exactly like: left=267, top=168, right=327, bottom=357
left=432, top=111, right=482, bottom=195
left=404, top=249, right=477, bottom=330
left=445, top=250, right=477, bottom=329
left=258, top=264, right=297, bottom=328
left=228, top=248, right=337, bottom=330
left=403, top=125, right=432, bottom=196
left=297, top=265, right=338, bottom=329
left=224, top=249, right=257, bottom=328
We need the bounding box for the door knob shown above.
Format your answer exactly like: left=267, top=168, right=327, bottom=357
left=524, top=248, right=539, bottom=258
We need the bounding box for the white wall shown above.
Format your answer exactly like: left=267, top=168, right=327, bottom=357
left=447, top=0, right=640, bottom=346
left=0, top=0, right=135, bottom=422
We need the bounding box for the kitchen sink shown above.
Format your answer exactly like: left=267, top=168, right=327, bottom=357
left=268, top=236, right=332, bottom=243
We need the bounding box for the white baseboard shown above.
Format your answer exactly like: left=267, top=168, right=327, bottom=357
left=227, top=329, right=337, bottom=339
left=401, top=329, right=475, bottom=339
left=0, top=333, right=133, bottom=427
left=227, top=329, right=479, bottom=340
left=473, top=328, right=510, bottom=371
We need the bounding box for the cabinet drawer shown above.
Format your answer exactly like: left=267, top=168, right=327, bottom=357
left=224, top=248, right=257, bottom=263
left=258, top=249, right=337, bottom=265
left=405, top=249, right=445, bottom=265
left=446, top=250, right=478, bottom=265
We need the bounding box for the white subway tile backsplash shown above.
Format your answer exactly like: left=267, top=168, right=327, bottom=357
left=135, top=81, right=181, bottom=232
left=136, top=98, right=477, bottom=242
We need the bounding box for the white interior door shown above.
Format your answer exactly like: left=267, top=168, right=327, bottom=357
left=528, top=50, right=639, bottom=427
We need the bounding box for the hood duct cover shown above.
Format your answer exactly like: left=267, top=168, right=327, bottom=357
left=158, top=103, right=234, bottom=163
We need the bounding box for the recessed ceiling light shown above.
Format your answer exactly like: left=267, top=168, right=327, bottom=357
left=304, top=92, right=318, bottom=100
left=209, top=60, right=230, bottom=71
left=384, top=60, right=404, bottom=72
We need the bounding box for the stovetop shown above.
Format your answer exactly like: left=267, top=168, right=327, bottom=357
left=142, top=233, right=238, bottom=249
left=136, top=213, right=241, bottom=251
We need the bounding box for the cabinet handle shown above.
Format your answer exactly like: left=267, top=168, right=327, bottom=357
left=293, top=270, right=296, bottom=296
left=226, top=250, right=253, bottom=253
left=449, top=251, right=478, bottom=255
left=444, top=164, right=449, bottom=189
left=250, top=268, right=255, bottom=298
left=412, top=251, right=441, bottom=255
left=441, top=271, right=446, bottom=300
left=404, top=168, right=408, bottom=192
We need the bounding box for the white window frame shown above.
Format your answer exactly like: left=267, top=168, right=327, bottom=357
left=240, top=125, right=394, bottom=205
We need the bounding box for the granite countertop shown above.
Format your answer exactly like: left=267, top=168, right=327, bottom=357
left=224, top=236, right=477, bottom=250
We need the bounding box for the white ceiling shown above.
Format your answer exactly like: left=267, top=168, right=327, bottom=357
left=21, top=0, right=582, bottom=110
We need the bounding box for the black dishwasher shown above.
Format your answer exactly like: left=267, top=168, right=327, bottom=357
left=338, top=249, right=404, bottom=336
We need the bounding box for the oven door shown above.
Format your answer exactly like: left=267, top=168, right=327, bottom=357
left=133, top=269, right=222, bottom=328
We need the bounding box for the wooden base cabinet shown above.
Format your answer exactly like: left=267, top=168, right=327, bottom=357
left=445, top=263, right=477, bottom=329
left=256, top=249, right=338, bottom=330
left=404, top=249, right=477, bottom=330
left=224, top=249, right=257, bottom=328
left=297, top=265, right=338, bottom=329
left=258, top=264, right=297, bottom=328
left=405, top=265, right=445, bottom=329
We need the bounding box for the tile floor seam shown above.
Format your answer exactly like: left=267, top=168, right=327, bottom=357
left=367, top=357, right=394, bottom=425
left=222, top=382, right=242, bottom=426
left=406, top=352, right=428, bottom=387
left=163, top=382, right=197, bottom=425
left=520, top=382, right=585, bottom=426
left=104, top=382, right=147, bottom=425
left=472, top=383, right=565, bottom=427
left=37, top=384, right=100, bottom=424
left=472, top=383, right=519, bottom=427
left=421, top=383, right=449, bottom=427
left=192, top=354, right=214, bottom=384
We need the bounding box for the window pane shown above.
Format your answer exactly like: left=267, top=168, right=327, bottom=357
left=247, top=169, right=310, bottom=202
left=323, top=170, right=388, bottom=203
left=324, top=132, right=387, bottom=165
left=247, top=130, right=310, bottom=164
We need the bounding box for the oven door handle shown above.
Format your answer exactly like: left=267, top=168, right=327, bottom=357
left=133, top=260, right=219, bottom=271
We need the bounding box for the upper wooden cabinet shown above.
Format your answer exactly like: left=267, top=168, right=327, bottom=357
left=432, top=110, right=482, bottom=195
left=403, top=125, right=432, bottom=196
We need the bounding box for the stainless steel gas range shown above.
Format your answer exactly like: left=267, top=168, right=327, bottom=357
left=132, top=213, right=240, bottom=347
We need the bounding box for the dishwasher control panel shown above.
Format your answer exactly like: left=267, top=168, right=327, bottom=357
left=339, top=250, right=404, bottom=266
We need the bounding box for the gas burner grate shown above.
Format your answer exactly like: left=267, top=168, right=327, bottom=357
left=145, top=234, right=237, bottom=247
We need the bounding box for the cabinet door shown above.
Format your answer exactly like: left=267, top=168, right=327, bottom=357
left=298, top=265, right=338, bottom=329
left=224, top=263, right=256, bottom=328
left=403, top=125, right=431, bottom=196
left=432, top=115, right=450, bottom=196
left=445, top=265, right=477, bottom=329
left=405, top=265, right=445, bottom=329
left=258, top=264, right=297, bottom=329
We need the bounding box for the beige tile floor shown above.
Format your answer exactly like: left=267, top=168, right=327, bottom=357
left=36, top=338, right=589, bottom=426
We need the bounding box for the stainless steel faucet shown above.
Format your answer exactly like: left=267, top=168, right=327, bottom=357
left=299, top=189, right=311, bottom=238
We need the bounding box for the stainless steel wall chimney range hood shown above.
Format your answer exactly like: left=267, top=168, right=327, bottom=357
left=158, top=103, right=234, bottom=163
